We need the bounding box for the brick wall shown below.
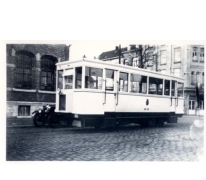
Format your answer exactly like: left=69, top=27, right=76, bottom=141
left=6, top=44, right=69, bottom=117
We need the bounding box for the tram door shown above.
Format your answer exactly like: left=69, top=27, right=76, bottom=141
left=103, top=69, right=118, bottom=113
left=170, top=80, right=177, bottom=112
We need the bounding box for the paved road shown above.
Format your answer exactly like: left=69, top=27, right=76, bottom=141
left=6, top=116, right=204, bottom=161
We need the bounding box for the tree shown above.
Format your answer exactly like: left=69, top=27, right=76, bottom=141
left=122, top=45, right=159, bottom=71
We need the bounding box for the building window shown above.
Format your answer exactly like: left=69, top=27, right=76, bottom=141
left=192, top=47, right=197, bottom=62
left=200, top=48, right=204, bottom=62
left=174, top=68, right=181, bottom=77
left=196, top=72, right=201, bottom=83
left=160, top=50, right=166, bottom=64
left=189, top=100, right=195, bottom=110
left=15, top=53, right=32, bottom=89
left=191, top=71, right=195, bottom=85
left=41, top=57, right=56, bottom=91
left=18, top=105, right=30, bottom=116
left=174, top=48, right=181, bottom=62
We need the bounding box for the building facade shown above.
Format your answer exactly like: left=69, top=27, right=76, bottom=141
left=99, top=44, right=204, bottom=115
left=6, top=44, right=70, bottom=118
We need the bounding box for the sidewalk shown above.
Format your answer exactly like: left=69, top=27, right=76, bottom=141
left=7, top=117, right=34, bottom=128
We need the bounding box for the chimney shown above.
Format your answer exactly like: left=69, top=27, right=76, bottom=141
left=115, top=46, right=119, bottom=51
left=64, top=44, right=71, bottom=61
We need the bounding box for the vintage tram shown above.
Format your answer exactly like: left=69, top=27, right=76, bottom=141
left=54, top=59, right=184, bottom=129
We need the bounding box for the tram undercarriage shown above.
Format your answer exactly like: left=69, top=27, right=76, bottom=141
left=55, top=112, right=183, bottom=129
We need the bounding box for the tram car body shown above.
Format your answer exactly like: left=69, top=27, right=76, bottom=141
left=55, top=59, right=184, bottom=128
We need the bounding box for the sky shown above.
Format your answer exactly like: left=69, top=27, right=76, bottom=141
left=66, top=40, right=156, bottom=61
left=64, top=40, right=189, bottom=61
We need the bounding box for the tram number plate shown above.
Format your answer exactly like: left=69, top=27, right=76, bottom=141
left=144, top=108, right=149, bottom=110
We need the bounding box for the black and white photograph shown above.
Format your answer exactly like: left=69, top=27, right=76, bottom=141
left=1, top=0, right=206, bottom=180
left=5, top=42, right=205, bottom=162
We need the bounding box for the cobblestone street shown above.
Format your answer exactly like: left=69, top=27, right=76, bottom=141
left=6, top=116, right=204, bottom=161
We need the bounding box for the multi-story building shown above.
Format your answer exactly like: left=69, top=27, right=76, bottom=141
left=6, top=44, right=71, bottom=118
left=99, top=44, right=204, bottom=115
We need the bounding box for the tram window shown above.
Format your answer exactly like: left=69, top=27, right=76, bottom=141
left=171, top=80, right=176, bottom=96
left=58, top=70, right=63, bottom=89
left=149, top=77, right=163, bottom=95
left=65, top=75, right=73, bottom=89
left=119, top=72, right=128, bottom=92
left=130, top=74, right=147, bottom=94
left=106, top=69, right=114, bottom=91
left=177, top=82, right=184, bottom=97
left=164, top=80, right=170, bottom=96
left=85, top=67, right=103, bottom=89
left=75, top=67, right=82, bottom=89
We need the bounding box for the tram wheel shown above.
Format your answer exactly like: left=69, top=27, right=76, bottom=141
left=148, top=119, right=156, bottom=127
left=94, top=119, right=104, bottom=130
left=156, top=119, right=164, bottom=127
left=94, top=124, right=101, bottom=130
left=141, top=122, right=149, bottom=127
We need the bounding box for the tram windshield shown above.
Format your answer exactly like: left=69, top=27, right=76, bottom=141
left=63, top=69, right=73, bottom=89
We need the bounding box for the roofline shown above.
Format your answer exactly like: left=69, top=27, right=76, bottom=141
left=99, top=49, right=139, bottom=60
left=56, top=59, right=185, bottom=81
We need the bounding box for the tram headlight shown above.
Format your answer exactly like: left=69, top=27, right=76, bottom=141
left=74, top=114, right=79, bottom=118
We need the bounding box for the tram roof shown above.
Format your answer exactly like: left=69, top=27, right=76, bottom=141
left=56, top=59, right=185, bottom=81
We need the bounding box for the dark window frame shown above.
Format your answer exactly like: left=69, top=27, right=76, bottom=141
left=15, top=53, right=32, bottom=89
left=149, top=77, right=163, bottom=95
left=18, top=105, right=30, bottom=116
left=40, top=58, right=56, bottom=91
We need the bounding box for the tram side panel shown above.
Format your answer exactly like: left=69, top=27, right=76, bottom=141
left=71, top=91, right=105, bottom=127
left=175, top=98, right=184, bottom=115
left=115, top=94, right=171, bottom=124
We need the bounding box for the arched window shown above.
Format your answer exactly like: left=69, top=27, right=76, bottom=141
left=40, top=56, right=56, bottom=91
left=15, top=51, right=33, bottom=89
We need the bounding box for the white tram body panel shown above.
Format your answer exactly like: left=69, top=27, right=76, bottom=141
left=72, top=91, right=104, bottom=114
left=55, top=59, right=185, bottom=128
left=116, top=94, right=171, bottom=113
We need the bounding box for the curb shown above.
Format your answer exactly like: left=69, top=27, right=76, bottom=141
left=7, top=125, right=34, bottom=128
